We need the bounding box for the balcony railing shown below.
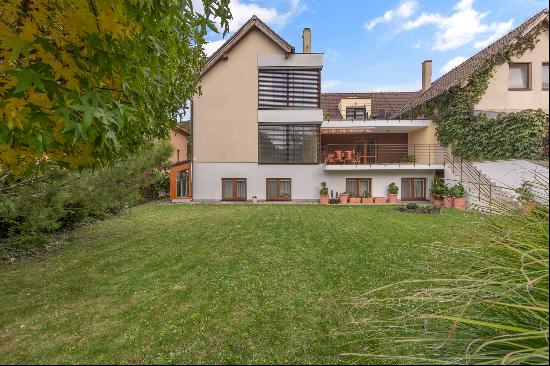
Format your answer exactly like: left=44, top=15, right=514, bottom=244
left=321, top=144, right=445, bottom=166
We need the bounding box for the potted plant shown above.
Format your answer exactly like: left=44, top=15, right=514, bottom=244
left=387, top=182, right=399, bottom=204
left=430, top=177, right=445, bottom=206
left=361, top=191, right=374, bottom=204
left=319, top=182, right=329, bottom=205
left=400, top=154, right=416, bottom=164
left=443, top=184, right=454, bottom=208
left=451, top=182, right=466, bottom=209
left=349, top=194, right=362, bottom=204
left=339, top=191, right=349, bottom=204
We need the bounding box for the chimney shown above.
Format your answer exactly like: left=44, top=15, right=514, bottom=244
left=302, top=28, right=311, bottom=53
left=422, top=60, right=432, bottom=91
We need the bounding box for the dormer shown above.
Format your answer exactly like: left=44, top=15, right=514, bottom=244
left=338, top=98, right=372, bottom=120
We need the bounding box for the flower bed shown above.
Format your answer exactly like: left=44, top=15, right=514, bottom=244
left=397, top=203, right=442, bottom=214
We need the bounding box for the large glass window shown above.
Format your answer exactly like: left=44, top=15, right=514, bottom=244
left=266, top=178, right=291, bottom=201
left=401, top=178, right=426, bottom=200
left=258, top=69, right=320, bottom=109
left=222, top=178, right=247, bottom=201
left=346, top=178, right=371, bottom=198
left=543, top=63, right=549, bottom=90
left=176, top=169, right=189, bottom=197
left=259, top=125, right=319, bottom=164
left=508, top=63, right=531, bottom=90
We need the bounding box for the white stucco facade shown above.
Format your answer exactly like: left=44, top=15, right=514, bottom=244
left=192, top=163, right=440, bottom=201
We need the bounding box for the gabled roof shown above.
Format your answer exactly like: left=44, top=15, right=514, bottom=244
left=321, top=92, right=419, bottom=120
left=201, top=16, right=295, bottom=76
left=394, top=9, right=549, bottom=118
left=174, top=121, right=190, bottom=135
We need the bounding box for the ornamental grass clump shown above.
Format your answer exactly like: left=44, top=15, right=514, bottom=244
left=344, top=179, right=549, bottom=364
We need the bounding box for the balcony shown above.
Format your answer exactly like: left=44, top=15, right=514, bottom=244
left=322, top=144, right=445, bottom=170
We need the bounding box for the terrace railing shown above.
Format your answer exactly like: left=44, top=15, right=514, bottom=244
left=321, top=144, right=445, bottom=166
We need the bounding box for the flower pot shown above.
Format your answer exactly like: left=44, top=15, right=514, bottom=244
left=453, top=196, right=466, bottom=209
left=388, top=194, right=398, bottom=204
left=432, top=197, right=443, bottom=207
left=443, top=196, right=454, bottom=208
left=320, top=195, right=329, bottom=205
left=339, top=194, right=349, bottom=204
left=349, top=197, right=361, bottom=204
left=362, top=197, right=374, bottom=204
left=374, top=197, right=386, bottom=204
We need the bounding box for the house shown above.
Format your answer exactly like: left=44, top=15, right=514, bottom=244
left=171, top=10, right=549, bottom=204
left=168, top=122, right=190, bottom=164
left=394, top=10, right=549, bottom=118
left=168, top=122, right=191, bottom=201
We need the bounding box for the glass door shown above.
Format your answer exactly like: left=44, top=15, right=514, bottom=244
left=176, top=170, right=189, bottom=197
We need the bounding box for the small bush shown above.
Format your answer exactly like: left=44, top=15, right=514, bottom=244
left=388, top=182, right=399, bottom=195
left=406, top=202, right=418, bottom=210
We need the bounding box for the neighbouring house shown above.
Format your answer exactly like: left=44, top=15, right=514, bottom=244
left=168, top=122, right=192, bottom=201
left=171, top=10, right=549, bottom=204
left=168, top=122, right=190, bottom=164
left=394, top=10, right=549, bottom=118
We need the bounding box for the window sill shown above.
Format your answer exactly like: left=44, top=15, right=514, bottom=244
left=508, top=88, right=532, bottom=91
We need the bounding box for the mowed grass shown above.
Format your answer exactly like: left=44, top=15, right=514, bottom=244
left=0, top=204, right=485, bottom=364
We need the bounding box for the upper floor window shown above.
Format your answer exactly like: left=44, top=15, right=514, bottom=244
left=258, top=124, right=319, bottom=164
left=258, top=69, right=320, bottom=109
left=543, top=63, right=549, bottom=90
left=346, top=107, right=367, bottom=120
left=508, top=63, right=531, bottom=90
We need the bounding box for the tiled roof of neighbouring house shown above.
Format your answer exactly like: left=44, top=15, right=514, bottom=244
left=393, top=9, right=549, bottom=118
left=321, top=92, right=419, bottom=120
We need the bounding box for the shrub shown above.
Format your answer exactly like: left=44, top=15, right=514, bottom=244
left=319, top=182, right=329, bottom=196
left=431, top=176, right=446, bottom=199
left=388, top=183, right=399, bottom=195
left=1, top=142, right=171, bottom=259
left=406, top=202, right=418, bottom=210
left=515, top=181, right=535, bottom=203
left=450, top=182, right=465, bottom=198
left=400, top=154, right=416, bottom=163
left=362, top=191, right=371, bottom=198
left=142, top=172, right=170, bottom=201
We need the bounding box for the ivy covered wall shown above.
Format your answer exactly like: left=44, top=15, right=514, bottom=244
left=403, top=25, right=549, bottom=161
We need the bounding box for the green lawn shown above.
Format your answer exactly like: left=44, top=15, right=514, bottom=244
left=0, top=204, right=484, bottom=364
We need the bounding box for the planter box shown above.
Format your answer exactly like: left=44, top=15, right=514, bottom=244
left=349, top=197, right=361, bottom=204
left=433, top=198, right=443, bottom=207
left=320, top=195, right=329, bottom=205
left=339, top=194, right=349, bottom=204
left=453, top=196, right=466, bottom=209
left=387, top=194, right=398, bottom=204
left=443, top=196, right=454, bottom=208
left=374, top=197, right=386, bottom=204
left=362, top=197, right=374, bottom=204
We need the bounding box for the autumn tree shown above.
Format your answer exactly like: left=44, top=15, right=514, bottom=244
left=0, top=0, right=231, bottom=175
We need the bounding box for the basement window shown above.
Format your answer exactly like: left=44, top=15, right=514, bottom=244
left=508, top=63, right=531, bottom=90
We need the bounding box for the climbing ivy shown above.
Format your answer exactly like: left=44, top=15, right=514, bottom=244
left=403, top=25, right=548, bottom=161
